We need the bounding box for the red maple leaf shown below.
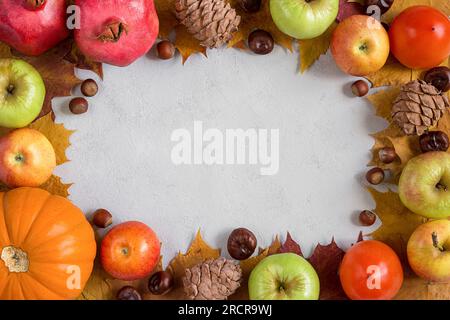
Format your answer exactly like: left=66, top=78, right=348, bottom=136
left=278, top=232, right=303, bottom=256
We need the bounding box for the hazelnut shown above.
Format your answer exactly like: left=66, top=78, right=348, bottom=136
left=419, top=131, right=449, bottom=153
left=148, top=271, right=174, bottom=295
left=366, top=167, right=384, bottom=185
left=81, top=79, right=98, bottom=97
left=227, top=228, right=257, bottom=260
left=351, top=80, right=369, bottom=97
left=69, top=97, right=88, bottom=115
left=157, top=40, right=176, bottom=60
left=116, top=286, right=142, bottom=300
left=92, top=209, right=113, bottom=228
left=378, top=147, right=396, bottom=164
left=359, top=210, right=376, bottom=226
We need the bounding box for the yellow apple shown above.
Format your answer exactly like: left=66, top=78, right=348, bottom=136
left=0, top=128, right=56, bottom=187
left=331, top=15, right=390, bottom=76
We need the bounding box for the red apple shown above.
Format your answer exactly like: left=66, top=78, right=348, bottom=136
left=331, top=15, right=390, bottom=76
left=100, top=221, right=161, bottom=280
left=407, top=220, right=450, bottom=282
left=0, top=128, right=56, bottom=187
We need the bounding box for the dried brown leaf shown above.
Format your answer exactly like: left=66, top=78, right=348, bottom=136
left=64, top=41, right=103, bottom=79
left=308, top=239, right=347, bottom=300
left=278, top=232, right=303, bottom=256
left=13, top=40, right=81, bottom=118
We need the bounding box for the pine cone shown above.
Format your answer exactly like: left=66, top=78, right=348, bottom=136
left=183, top=257, right=242, bottom=300
left=175, top=0, right=241, bottom=48
left=392, top=80, right=450, bottom=135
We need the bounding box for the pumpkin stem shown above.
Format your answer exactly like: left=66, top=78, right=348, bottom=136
left=1, top=246, right=29, bottom=273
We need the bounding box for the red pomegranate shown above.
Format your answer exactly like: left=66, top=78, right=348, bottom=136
left=74, top=0, right=159, bottom=67
left=0, top=0, right=69, bottom=56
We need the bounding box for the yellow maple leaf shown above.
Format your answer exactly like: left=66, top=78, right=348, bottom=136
left=40, top=175, right=72, bottom=198
left=78, top=262, right=114, bottom=300
left=0, top=114, right=73, bottom=197
left=29, top=113, right=74, bottom=166
left=228, top=0, right=293, bottom=51
left=367, top=87, right=400, bottom=122
left=174, top=25, right=207, bottom=64
left=368, top=188, right=427, bottom=261
left=299, top=23, right=337, bottom=73
left=365, top=57, right=415, bottom=88
left=168, top=230, right=221, bottom=279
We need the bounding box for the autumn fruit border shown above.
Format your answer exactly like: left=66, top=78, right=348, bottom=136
left=0, top=0, right=450, bottom=300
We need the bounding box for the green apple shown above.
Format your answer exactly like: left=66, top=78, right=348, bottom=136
left=248, top=253, right=320, bottom=300
left=0, top=59, right=45, bottom=128
left=407, top=220, right=450, bottom=282
left=399, top=151, right=450, bottom=219
left=270, top=0, right=339, bottom=40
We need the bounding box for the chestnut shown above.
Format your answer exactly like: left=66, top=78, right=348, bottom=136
left=419, top=131, right=449, bottom=153
left=227, top=228, right=257, bottom=260
left=424, top=66, right=450, bottom=92
left=157, top=40, right=176, bottom=60
left=81, top=79, right=98, bottom=97
left=359, top=210, right=376, bottom=226
left=148, top=271, right=174, bottom=295
left=69, top=97, right=88, bottom=115
left=366, top=167, right=385, bottom=185
left=116, top=286, right=142, bottom=300
left=378, top=147, right=396, bottom=164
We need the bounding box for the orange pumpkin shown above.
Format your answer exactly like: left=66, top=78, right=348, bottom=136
left=0, top=187, right=96, bottom=300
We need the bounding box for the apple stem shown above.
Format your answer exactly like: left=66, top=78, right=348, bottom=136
left=432, top=232, right=445, bottom=252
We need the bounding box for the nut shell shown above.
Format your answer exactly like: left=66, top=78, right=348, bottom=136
left=148, top=271, right=174, bottom=295
left=424, top=67, right=450, bottom=93
left=419, top=131, right=449, bottom=153
left=227, top=228, right=257, bottom=260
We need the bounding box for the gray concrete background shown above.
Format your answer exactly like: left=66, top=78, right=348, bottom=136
left=53, top=45, right=386, bottom=262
